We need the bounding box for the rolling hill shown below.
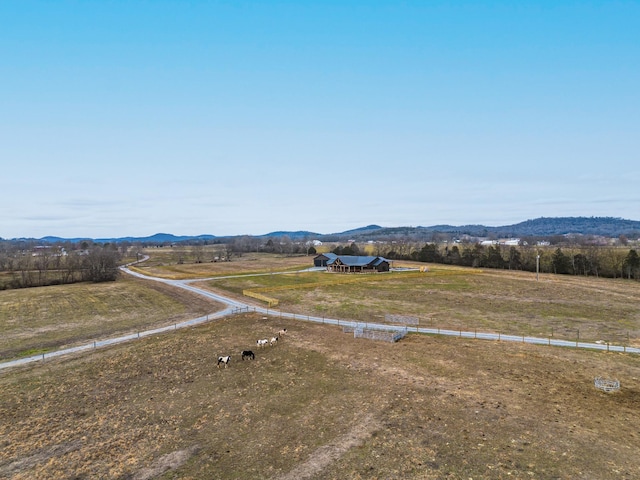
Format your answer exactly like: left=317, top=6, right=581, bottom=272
left=5, top=217, right=640, bottom=244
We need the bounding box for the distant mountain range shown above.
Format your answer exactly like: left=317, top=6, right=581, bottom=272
left=6, top=217, right=640, bottom=244
left=38, top=233, right=219, bottom=244
left=343, top=217, right=640, bottom=239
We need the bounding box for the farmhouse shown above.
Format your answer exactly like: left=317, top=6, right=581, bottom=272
left=313, top=252, right=337, bottom=267
left=314, top=253, right=390, bottom=273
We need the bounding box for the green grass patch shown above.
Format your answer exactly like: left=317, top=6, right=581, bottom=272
left=14, top=347, right=52, bottom=358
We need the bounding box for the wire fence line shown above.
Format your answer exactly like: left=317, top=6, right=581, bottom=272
left=0, top=306, right=251, bottom=372
left=252, top=307, right=640, bottom=354
left=3, top=302, right=638, bottom=372
left=130, top=266, right=640, bottom=355
left=385, top=314, right=420, bottom=326
left=3, top=271, right=639, bottom=372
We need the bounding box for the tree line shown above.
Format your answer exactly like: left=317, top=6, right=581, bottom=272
left=224, top=236, right=640, bottom=280
left=2, top=236, right=638, bottom=291
left=0, top=241, right=122, bottom=290
left=369, top=243, right=640, bottom=280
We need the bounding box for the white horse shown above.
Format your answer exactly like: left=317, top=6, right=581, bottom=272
left=217, top=355, right=231, bottom=368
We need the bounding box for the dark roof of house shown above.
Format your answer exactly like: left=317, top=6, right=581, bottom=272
left=328, top=255, right=389, bottom=267
left=315, top=252, right=338, bottom=260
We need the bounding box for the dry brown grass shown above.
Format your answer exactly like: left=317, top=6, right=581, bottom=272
left=205, top=266, right=640, bottom=346
left=2, top=253, right=640, bottom=478
left=130, top=250, right=311, bottom=279
left=0, top=275, right=223, bottom=360
left=1, top=313, right=639, bottom=479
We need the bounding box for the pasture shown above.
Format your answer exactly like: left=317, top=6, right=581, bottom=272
left=1, top=313, right=639, bottom=479
left=2, top=253, right=640, bottom=478
left=130, top=249, right=310, bottom=280
left=0, top=274, right=223, bottom=361
left=203, top=264, right=640, bottom=346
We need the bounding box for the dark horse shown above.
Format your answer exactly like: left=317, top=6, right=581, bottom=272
left=242, top=350, right=255, bottom=360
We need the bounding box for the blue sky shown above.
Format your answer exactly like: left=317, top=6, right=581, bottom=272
left=1, top=1, right=638, bottom=239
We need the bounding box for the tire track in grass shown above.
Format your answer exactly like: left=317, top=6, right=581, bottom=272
left=273, top=414, right=380, bottom=480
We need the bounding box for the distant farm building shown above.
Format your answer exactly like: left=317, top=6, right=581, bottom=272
left=313, top=253, right=390, bottom=273
left=480, top=238, right=521, bottom=247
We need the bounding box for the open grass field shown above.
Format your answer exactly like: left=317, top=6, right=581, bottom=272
left=0, top=275, right=223, bottom=361
left=1, top=312, right=640, bottom=479
left=2, top=253, right=640, bottom=478
left=203, top=264, right=640, bottom=347
left=130, top=250, right=311, bottom=280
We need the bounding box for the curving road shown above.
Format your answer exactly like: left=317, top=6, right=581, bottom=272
left=1, top=265, right=638, bottom=371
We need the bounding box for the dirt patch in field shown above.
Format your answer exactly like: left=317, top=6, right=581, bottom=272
left=133, top=445, right=200, bottom=480
left=275, top=414, right=381, bottom=480
left=0, top=439, right=83, bottom=478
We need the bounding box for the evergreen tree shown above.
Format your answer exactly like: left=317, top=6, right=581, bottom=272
left=445, top=245, right=461, bottom=265
left=417, top=243, right=441, bottom=263
left=623, top=249, right=640, bottom=279
left=572, top=253, right=590, bottom=276
left=484, top=245, right=505, bottom=269
left=551, top=248, right=571, bottom=274
left=461, top=244, right=484, bottom=267
left=508, top=246, right=522, bottom=270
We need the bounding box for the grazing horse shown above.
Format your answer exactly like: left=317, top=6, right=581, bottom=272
left=269, top=336, right=278, bottom=346
left=242, top=350, right=255, bottom=360
left=217, top=355, right=231, bottom=368
left=277, top=328, right=287, bottom=337
left=256, top=339, right=269, bottom=348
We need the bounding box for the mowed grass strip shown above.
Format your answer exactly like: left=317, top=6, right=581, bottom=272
left=0, top=275, right=224, bottom=360
left=2, top=313, right=640, bottom=479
